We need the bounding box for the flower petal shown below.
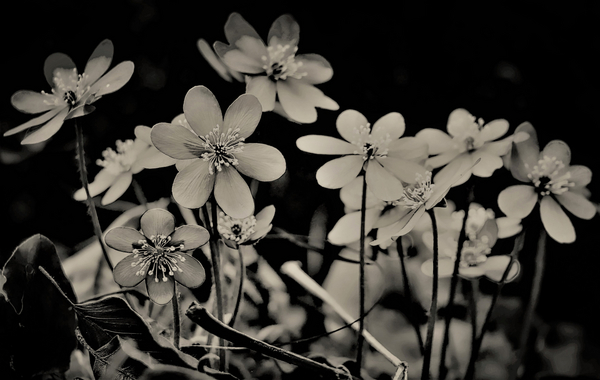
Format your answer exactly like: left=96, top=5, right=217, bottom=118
left=387, top=137, right=429, bottom=161
left=105, top=227, right=146, bottom=253
left=254, top=205, right=276, bottom=232
left=446, top=108, right=476, bottom=137
left=170, top=225, right=209, bottom=252
left=183, top=86, right=224, bottom=137
left=151, top=123, right=204, bottom=160
left=82, top=39, right=113, bottom=88
left=296, top=135, right=356, bottom=155
left=215, top=40, right=266, bottom=74
left=365, top=160, right=405, bottom=201
left=73, top=169, right=118, bottom=201
left=327, top=208, right=380, bottom=245
left=11, top=90, right=58, bottom=114
left=510, top=122, right=539, bottom=182
left=145, top=276, right=175, bottom=305
left=112, top=254, right=146, bottom=287
left=339, top=176, right=381, bottom=210
left=101, top=172, right=133, bottom=205
left=378, top=157, right=427, bottom=184
left=172, top=160, right=215, bottom=209
left=4, top=107, right=64, bottom=137
left=136, top=147, right=177, bottom=169
left=20, top=107, right=69, bottom=145
left=276, top=80, right=318, bottom=124
left=268, top=14, right=300, bottom=48
left=496, top=217, right=523, bottom=238
left=246, top=76, right=276, bottom=112
left=541, top=140, right=571, bottom=166
left=498, top=185, right=537, bottom=218
left=432, top=153, right=473, bottom=188
left=336, top=109, right=369, bottom=143
left=540, top=196, right=575, bottom=243
left=479, top=119, right=509, bottom=142
left=88, top=61, right=135, bottom=98
left=214, top=166, right=254, bottom=218
left=421, top=257, right=455, bottom=278
left=235, top=143, right=286, bottom=181
left=223, top=93, right=262, bottom=138
left=371, top=112, right=405, bottom=141
left=44, top=53, right=76, bottom=88
left=416, top=128, right=453, bottom=155
left=556, top=191, right=596, bottom=220
left=315, top=155, right=363, bottom=189
left=481, top=256, right=520, bottom=283
left=471, top=150, right=504, bottom=177
left=568, top=165, right=592, bottom=187
left=140, top=208, right=176, bottom=237
left=197, top=38, right=241, bottom=83
left=173, top=254, right=206, bottom=288
left=295, top=54, right=333, bottom=84
left=223, top=12, right=263, bottom=45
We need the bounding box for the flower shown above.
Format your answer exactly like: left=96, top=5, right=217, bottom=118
left=416, top=108, right=526, bottom=187
left=4, top=39, right=134, bottom=145
left=297, top=109, right=428, bottom=201
left=498, top=122, right=595, bottom=243
left=217, top=205, right=275, bottom=248
left=421, top=203, right=522, bottom=282
left=150, top=85, right=286, bottom=218
left=212, top=13, right=338, bottom=124
left=73, top=130, right=154, bottom=205
left=105, top=208, right=209, bottom=304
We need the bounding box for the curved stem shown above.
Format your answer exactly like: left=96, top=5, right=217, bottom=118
left=228, top=244, right=245, bottom=329
left=172, top=282, right=181, bottom=349
left=422, top=208, right=439, bottom=380
left=356, top=174, right=368, bottom=372
left=397, top=243, right=424, bottom=355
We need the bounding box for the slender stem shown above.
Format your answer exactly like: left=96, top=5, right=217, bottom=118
left=131, top=178, right=148, bottom=206
left=356, top=174, right=367, bottom=371
left=74, top=121, right=113, bottom=272
left=467, top=280, right=478, bottom=353
left=228, top=244, right=245, bottom=329
left=422, top=208, right=439, bottom=380
left=172, top=282, right=181, bottom=349
left=397, top=243, right=425, bottom=355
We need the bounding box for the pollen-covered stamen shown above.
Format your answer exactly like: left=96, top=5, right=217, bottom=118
left=261, top=44, right=307, bottom=81
left=400, top=172, right=434, bottom=209
left=527, top=155, right=574, bottom=196
left=350, top=123, right=391, bottom=161
left=217, top=211, right=257, bottom=244
left=129, top=234, right=187, bottom=281
left=49, top=68, right=92, bottom=108
left=199, top=125, right=245, bottom=174
left=96, top=139, right=140, bottom=175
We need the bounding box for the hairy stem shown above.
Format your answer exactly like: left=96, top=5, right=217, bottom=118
left=228, top=244, right=245, bottom=329
left=172, top=283, right=181, bottom=349
left=422, top=208, right=439, bottom=380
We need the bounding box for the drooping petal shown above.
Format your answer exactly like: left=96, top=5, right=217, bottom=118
left=235, top=143, right=286, bottom=181
left=173, top=254, right=206, bottom=288
left=315, top=155, right=363, bottom=189
left=327, top=208, right=381, bottom=245
left=365, top=160, right=406, bottom=201
left=378, top=157, right=427, bottom=184
left=88, top=61, right=135, bottom=98
left=471, top=150, right=504, bottom=177
left=479, top=119, right=509, bottom=142
left=336, top=109, right=369, bottom=143
left=82, top=39, right=114, bottom=88
left=415, top=128, right=453, bottom=155
left=20, top=107, right=69, bottom=145
left=393, top=207, right=426, bottom=237
left=197, top=38, right=241, bottom=83
left=44, top=53, right=76, bottom=88
left=540, top=196, right=575, bottom=243
left=214, top=166, right=254, bottom=218
left=183, top=86, right=224, bottom=137
left=540, top=140, right=571, bottom=166
left=555, top=191, right=596, bottom=220
left=112, top=254, right=146, bottom=287
left=447, top=108, right=476, bottom=137
left=295, top=54, right=333, bottom=84
left=73, top=169, right=118, bottom=201
left=276, top=79, right=318, bottom=124
left=145, top=276, right=175, bottom=305
left=170, top=225, right=210, bottom=251
left=10, top=90, right=58, bottom=114
left=101, top=172, right=133, bottom=205
left=371, top=112, right=405, bottom=141
left=3, top=106, right=64, bottom=137
left=223, top=93, right=262, bottom=138
left=105, top=227, right=146, bottom=253
left=151, top=123, right=204, bottom=160
left=296, top=135, right=356, bottom=155
left=498, top=185, right=537, bottom=219
left=215, top=40, right=266, bottom=74
left=246, top=76, right=276, bottom=112
left=140, top=208, right=176, bottom=237
left=172, top=160, right=215, bottom=209
left=267, top=14, right=300, bottom=48
left=481, top=256, right=520, bottom=282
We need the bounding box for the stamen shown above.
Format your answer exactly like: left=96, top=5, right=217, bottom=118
left=350, top=123, right=391, bottom=161
left=199, top=125, right=245, bottom=174
left=400, top=172, right=434, bottom=209
left=262, top=44, right=307, bottom=81
left=527, top=156, right=574, bottom=196
left=96, top=139, right=139, bottom=175
left=217, top=211, right=257, bottom=243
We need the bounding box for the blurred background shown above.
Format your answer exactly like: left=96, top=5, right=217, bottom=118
left=1, top=1, right=599, bottom=378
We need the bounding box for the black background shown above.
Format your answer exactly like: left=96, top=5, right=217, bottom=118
left=1, top=0, right=600, bottom=374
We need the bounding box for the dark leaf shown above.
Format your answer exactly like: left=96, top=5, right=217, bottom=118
left=139, top=364, right=218, bottom=380
left=86, top=334, right=146, bottom=380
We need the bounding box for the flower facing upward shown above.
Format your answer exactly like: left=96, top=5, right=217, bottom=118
left=105, top=208, right=209, bottom=304
left=151, top=86, right=286, bottom=218
left=217, top=205, right=276, bottom=248
left=4, top=39, right=134, bottom=145
left=212, top=13, right=338, bottom=124
left=498, top=122, right=595, bottom=243
left=296, top=109, right=428, bottom=202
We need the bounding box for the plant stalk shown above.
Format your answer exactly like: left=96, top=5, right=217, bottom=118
left=422, top=208, right=439, bottom=380
left=172, top=282, right=181, bottom=349
left=356, top=174, right=368, bottom=372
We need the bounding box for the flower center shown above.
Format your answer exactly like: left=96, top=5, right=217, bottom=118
left=454, top=117, right=485, bottom=153
left=459, top=240, right=491, bottom=268
left=527, top=156, right=573, bottom=196
left=217, top=212, right=257, bottom=244
left=198, top=125, right=245, bottom=175
left=261, top=44, right=307, bottom=81
left=351, top=123, right=391, bottom=161
left=400, top=172, right=434, bottom=209
left=42, top=68, right=91, bottom=108
left=96, top=139, right=139, bottom=175
left=130, top=234, right=187, bottom=283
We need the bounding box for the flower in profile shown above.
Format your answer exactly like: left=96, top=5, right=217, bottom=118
left=105, top=208, right=209, bottom=304
left=218, top=205, right=275, bottom=248
left=151, top=86, right=286, bottom=218
left=421, top=203, right=522, bottom=282
left=297, top=109, right=428, bottom=202
left=416, top=108, right=526, bottom=187
left=4, top=39, right=134, bottom=145
left=212, top=13, right=338, bottom=124
left=498, top=122, right=595, bottom=243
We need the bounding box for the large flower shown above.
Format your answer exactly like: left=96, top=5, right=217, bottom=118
left=296, top=109, right=428, bottom=201
left=105, top=208, right=209, bottom=304
left=212, top=13, right=338, bottom=124
left=151, top=86, right=286, bottom=218
left=416, top=108, right=526, bottom=187
left=4, top=39, right=134, bottom=145
left=498, top=122, right=595, bottom=243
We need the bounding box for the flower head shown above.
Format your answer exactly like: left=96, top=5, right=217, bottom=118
left=105, top=208, right=209, bottom=304
left=498, top=122, right=595, bottom=243
left=297, top=109, right=428, bottom=202
left=212, top=13, right=338, bottom=124
left=151, top=86, right=286, bottom=218
left=218, top=205, right=275, bottom=248
left=4, top=39, right=134, bottom=145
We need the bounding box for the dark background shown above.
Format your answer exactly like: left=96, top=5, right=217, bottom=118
left=1, top=0, right=599, bottom=375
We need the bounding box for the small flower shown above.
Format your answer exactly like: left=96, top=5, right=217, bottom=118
left=416, top=108, right=526, bottom=187
left=217, top=205, right=276, bottom=248
left=297, top=109, right=428, bottom=201
left=212, top=13, right=338, bottom=124
left=498, top=122, right=595, bottom=243
left=73, top=130, right=153, bottom=205
left=151, top=86, right=286, bottom=218
left=4, top=39, right=134, bottom=145
left=105, top=208, right=209, bottom=304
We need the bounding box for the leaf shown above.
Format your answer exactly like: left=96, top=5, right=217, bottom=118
left=83, top=333, right=147, bottom=380
left=0, top=234, right=77, bottom=378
